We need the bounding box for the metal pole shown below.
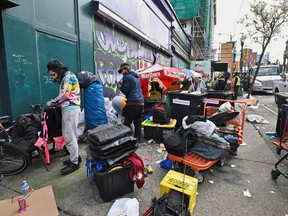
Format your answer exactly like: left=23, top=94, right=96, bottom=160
left=238, top=40, right=244, bottom=96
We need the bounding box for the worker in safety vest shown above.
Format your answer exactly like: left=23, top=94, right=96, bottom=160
left=231, top=72, right=241, bottom=100
left=206, top=75, right=213, bottom=90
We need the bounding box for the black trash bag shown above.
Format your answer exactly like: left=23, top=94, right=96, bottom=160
left=11, top=113, right=41, bottom=153
left=164, top=127, right=197, bottom=156
left=87, top=124, right=131, bottom=146
left=89, top=136, right=137, bottom=159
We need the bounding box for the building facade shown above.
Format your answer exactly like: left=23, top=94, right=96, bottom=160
left=0, top=0, right=191, bottom=120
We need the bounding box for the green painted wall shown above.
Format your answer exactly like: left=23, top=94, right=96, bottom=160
left=0, top=0, right=94, bottom=120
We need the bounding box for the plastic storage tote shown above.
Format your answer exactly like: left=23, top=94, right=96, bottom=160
left=167, top=91, right=207, bottom=128
left=92, top=165, right=134, bottom=202
left=142, top=119, right=177, bottom=143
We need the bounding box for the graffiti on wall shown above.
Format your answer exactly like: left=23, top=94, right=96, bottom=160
left=11, top=54, right=33, bottom=89
left=93, top=16, right=155, bottom=98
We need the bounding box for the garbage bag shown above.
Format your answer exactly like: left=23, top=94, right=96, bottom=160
left=87, top=124, right=131, bottom=146
left=107, top=198, right=139, bottom=216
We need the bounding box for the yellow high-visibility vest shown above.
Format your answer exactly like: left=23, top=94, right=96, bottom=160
left=235, top=76, right=240, bottom=86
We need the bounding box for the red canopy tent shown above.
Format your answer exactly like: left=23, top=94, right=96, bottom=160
left=137, top=64, right=186, bottom=97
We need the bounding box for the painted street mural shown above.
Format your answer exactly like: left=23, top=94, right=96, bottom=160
left=93, top=16, right=156, bottom=98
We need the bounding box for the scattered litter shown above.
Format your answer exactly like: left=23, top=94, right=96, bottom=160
left=231, top=164, right=236, bottom=168
left=247, top=181, right=250, bottom=183
left=256, top=126, right=259, bottom=130
left=246, top=114, right=269, bottom=124
left=269, top=190, right=276, bottom=194
left=209, top=168, right=214, bottom=173
left=159, top=143, right=166, bottom=151
left=243, top=189, right=252, bottom=197
left=146, top=165, right=153, bottom=174
left=155, top=160, right=162, bottom=164
left=265, top=132, right=278, bottom=137
left=107, top=198, right=139, bottom=216
left=145, top=157, right=151, bottom=161
left=208, top=180, right=214, bottom=184
left=157, top=148, right=163, bottom=154
left=147, top=139, right=154, bottom=144
left=163, top=153, right=168, bottom=160
left=240, top=142, right=247, bottom=146
left=247, top=105, right=259, bottom=110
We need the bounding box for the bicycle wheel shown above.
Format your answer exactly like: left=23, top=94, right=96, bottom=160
left=0, top=142, right=29, bottom=176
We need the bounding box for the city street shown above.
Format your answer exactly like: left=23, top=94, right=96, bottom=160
left=1, top=1, right=287, bottom=215
left=0, top=92, right=287, bottom=216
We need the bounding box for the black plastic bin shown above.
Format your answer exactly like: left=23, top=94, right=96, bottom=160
left=168, top=91, right=207, bottom=128
left=275, top=93, right=288, bottom=110
left=205, top=90, right=234, bottom=100
left=92, top=165, right=134, bottom=202
left=275, top=93, right=288, bottom=137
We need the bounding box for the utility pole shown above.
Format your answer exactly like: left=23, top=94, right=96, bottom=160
left=238, top=35, right=245, bottom=96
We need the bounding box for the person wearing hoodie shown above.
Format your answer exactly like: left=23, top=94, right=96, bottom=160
left=116, top=62, right=144, bottom=143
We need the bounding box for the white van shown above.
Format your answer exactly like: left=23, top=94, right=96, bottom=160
left=249, top=65, right=281, bottom=91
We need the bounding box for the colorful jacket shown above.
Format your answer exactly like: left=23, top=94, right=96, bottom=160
left=50, top=71, right=81, bottom=112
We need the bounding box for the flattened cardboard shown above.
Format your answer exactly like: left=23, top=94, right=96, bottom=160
left=241, top=99, right=259, bottom=106
left=0, top=185, right=58, bottom=216
left=0, top=199, right=12, bottom=216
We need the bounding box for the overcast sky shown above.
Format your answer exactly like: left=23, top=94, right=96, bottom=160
left=214, top=0, right=288, bottom=62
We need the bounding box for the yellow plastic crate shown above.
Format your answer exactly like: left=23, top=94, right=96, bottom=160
left=159, top=170, right=198, bottom=214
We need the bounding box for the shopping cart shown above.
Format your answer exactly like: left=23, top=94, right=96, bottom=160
left=168, top=99, right=248, bottom=183
left=271, top=104, right=288, bottom=180
left=203, top=98, right=248, bottom=144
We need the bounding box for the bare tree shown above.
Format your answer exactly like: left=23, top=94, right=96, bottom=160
left=241, top=0, right=288, bottom=98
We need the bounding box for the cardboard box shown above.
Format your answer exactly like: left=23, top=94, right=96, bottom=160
left=0, top=185, right=58, bottom=216
left=241, top=99, right=260, bottom=106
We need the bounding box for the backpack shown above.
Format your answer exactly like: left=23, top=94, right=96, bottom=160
left=164, top=127, right=197, bottom=156
left=152, top=102, right=170, bottom=124
left=42, top=107, right=62, bottom=139
left=147, top=191, right=190, bottom=216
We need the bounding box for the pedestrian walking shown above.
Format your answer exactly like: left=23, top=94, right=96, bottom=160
left=116, top=62, right=144, bottom=143
left=46, top=60, right=81, bottom=175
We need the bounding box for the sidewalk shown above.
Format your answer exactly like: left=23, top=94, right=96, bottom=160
left=0, top=102, right=287, bottom=216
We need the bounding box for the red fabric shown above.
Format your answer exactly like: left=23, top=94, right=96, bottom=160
left=123, top=153, right=145, bottom=189
left=34, top=137, right=50, bottom=164
left=53, top=136, right=66, bottom=149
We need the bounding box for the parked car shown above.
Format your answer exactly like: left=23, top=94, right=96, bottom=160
left=244, top=65, right=281, bottom=92
left=273, top=73, right=288, bottom=104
